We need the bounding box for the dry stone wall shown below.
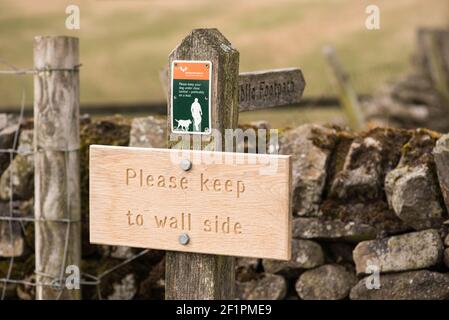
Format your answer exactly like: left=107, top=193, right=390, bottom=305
left=277, top=124, right=449, bottom=300
left=1, top=114, right=449, bottom=300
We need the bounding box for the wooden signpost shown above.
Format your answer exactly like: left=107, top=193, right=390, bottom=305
left=165, top=29, right=240, bottom=300
left=90, top=146, right=291, bottom=259
left=238, top=68, right=305, bottom=111
left=90, top=28, right=306, bottom=300
left=160, top=67, right=305, bottom=112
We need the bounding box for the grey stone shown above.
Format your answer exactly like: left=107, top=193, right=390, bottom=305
left=236, top=257, right=259, bottom=269
left=329, top=128, right=410, bottom=201
left=0, top=222, right=24, bottom=257
left=262, top=239, right=324, bottom=274
left=353, top=229, right=443, bottom=274
left=129, top=116, right=166, bottom=148
left=0, top=130, right=34, bottom=200
left=445, top=234, right=449, bottom=246
left=279, top=124, right=336, bottom=216
left=0, top=117, right=20, bottom=174
left=100, top=245, right=136, bottom=260
left=237, top=273, right=287, bottom=300
left=385, top=165, right=444, bottom=230
left=0, top=114, right=18, bottom=131
left=236, top=257, right=260, bottom=282
left=331, top=136, right=383, bottom=199
left=319, top=199, right=411, bottom=236
left=293, top=217, right=376, bottom=242
left=295, top=264, right=356, bottom=300
left=434, top=134, right=449, bottom=212
left=0, top=201, right=24, bottom=257
left=350, top=270, right=449, bottom=300
left=110, top=246, right=136, bottom=259
left=107, top=274, right=137, bottom=300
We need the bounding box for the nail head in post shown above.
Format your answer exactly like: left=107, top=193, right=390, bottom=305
left=180, top=159, right=192, bottom=171
left=179, top=233, right=190, bottom=245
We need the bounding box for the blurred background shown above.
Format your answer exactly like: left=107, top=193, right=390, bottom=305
left=1, top=0, right=449, bottom=301
left=0, top=0, right=448, bottom=127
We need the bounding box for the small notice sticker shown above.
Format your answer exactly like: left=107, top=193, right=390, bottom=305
left=171, top=60, right=212, bottom=135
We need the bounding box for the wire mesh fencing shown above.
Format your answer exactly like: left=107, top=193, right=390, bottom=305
left=0, top=60, right=157, bottom=300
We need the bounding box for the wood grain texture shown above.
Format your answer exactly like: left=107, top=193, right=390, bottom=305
left=166, top=29, right=239, bottom=300
left=89, top=145, right=291, bottom=259
left=238, top=68, right=305, bottom=111
left=34, top=36, right=80, bottom=151
left=165, top=251, right=235, bottom=300
left=34, top=36, right=81, bottom=300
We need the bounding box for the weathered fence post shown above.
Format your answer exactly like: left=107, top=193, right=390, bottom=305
left=34, top=36, right=81, bottom=299
left=417, top=29, right=449, bottom=109
left=165, top=28, right=239, bottom=299
left=323, top=45, right=365, bottom=131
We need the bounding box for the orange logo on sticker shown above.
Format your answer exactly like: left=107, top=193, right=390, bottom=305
left=173, top=61, right=210, bottom=81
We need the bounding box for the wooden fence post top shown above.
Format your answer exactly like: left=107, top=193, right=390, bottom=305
left=167, top=28, right=239, bottom=140
left=169, top=28, right=238, bottom=58
left=33, top=36, right=80, bottom=151
left=33, top=36, right=79, bottom=69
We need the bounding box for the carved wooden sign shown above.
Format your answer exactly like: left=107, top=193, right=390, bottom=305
left=89, top=145, right=292, bottom=260
left=238, top=68, right=305, bottom=111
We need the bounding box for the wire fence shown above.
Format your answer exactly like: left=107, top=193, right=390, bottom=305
left=0, top=60, right=153, bottom=300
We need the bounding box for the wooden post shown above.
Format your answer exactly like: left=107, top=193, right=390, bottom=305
left=417, top=29, right=449, bottom=110
left=323, top=46, right=365, bottom=131
left=34, top=36, right=81, bottom=299
left=165, top=28, right=239, bottom=299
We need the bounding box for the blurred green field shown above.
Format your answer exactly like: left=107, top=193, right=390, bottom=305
left=0, top=0, right=448, bottom=113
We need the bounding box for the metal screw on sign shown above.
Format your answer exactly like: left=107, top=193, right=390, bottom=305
left=180, top=159, right=192, bottom=171
left=179, top=233, right=190, bottom=245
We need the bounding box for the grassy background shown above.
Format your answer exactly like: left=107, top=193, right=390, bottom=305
left=0, top=0, right=448, bottom=119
